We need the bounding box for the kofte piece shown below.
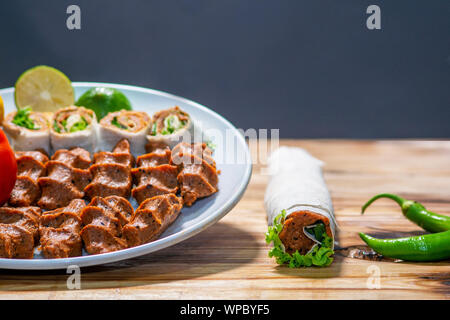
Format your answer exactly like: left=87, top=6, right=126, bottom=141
left=80, top=225, right=128, bottom=254
left=39, top=199, right=86, bottom=258
left=176, top=153, right=218, bottom=206
left=131, top=144, right=179, bottom=204
left=0, top=206, right=41, bottom=243
left=170, top=142, right=218, bottom=206
left=0, top=205, right=40, bottom=259
left=131, top=165, right=179, bottom=204
left=9, top=150, right=48, bottom=207
left=171, top=142, right=216, bottom=168
left=136, top=149, right=171, bottom=167
left=80, top=196, right=133, bottom=255
left=51, top=147, right=91, bottom=169
left=84, top=163, right=132, bottom=199
left=84, top=139, right=134, bottom=199
left=9, top=176, right=41, bottom=207
left=37, top=148, right=91, bottom=210
left=0, top=224, right=34, bottom=259
left=123, top=194, right=183, bottom=247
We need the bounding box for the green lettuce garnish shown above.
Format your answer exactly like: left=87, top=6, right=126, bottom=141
left=111, top=116, right=128, bottom=130
left=53, top=117, right=88, bottom=133
left=150, top=122, right=157, bottom=136
left=265, top=210, right=334, bottom=268
left=12, top=106, right=39, bottom=130
left=69, top=117, right=88, bottom=132
left=161, top=115, right=186, bottom=135
left=53, top=120, right=61, bottom=133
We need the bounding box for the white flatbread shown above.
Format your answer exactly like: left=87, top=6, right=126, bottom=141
left=50, top=115, right=97, bottom=154
left=2, top=112, right=51, bottom=155
left=98, top=122, right=149, bottom=156
left=6, top=128, right=50, bottom=155
left=264, top=147, right=336, bottom=243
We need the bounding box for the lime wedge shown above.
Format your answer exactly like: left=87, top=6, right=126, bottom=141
left=75, top=87, right=132, bottom=120
left=14, top=65, right=74, bottom=112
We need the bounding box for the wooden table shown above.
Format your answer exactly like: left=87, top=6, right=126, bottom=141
left=0, top=140, right=449, bottom=299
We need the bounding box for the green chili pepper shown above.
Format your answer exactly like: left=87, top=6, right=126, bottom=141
left=362, top=193, right=450, bottom=233
left=359, top=230, right=450, bottom=262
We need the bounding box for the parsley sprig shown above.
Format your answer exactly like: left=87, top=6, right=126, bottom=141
left=265, top=210, right=334, bottom=268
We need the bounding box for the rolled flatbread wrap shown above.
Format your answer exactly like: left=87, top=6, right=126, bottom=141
left=147, top=106, right=193, bottom=149
left=265, top=147, right=336, bottom=267
left=99, top=110, right=151, bottom=156
left=50, top=106, right=97, bottom=153
left=2, top=107, right=51, bottom=154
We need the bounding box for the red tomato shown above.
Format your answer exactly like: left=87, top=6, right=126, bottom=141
left=0, top=128, right=17, bottom=205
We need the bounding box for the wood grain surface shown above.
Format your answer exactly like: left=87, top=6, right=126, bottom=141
left=0, top=140, right=449, bottom=300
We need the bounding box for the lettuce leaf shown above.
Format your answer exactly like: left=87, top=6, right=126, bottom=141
left=69, top=117, right=88, bottom=132
left=265, top=210, right=334, bottom=268
left=12, top=106, right=39, bottom=130
left=111, top=116, right=127, bottom=130
left=150, top=122, right=157, bottom=136
left=161, top=115, right=186, bottom=135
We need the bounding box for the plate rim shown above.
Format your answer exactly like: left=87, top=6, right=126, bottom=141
left=0, top=82, right=253, bottom=270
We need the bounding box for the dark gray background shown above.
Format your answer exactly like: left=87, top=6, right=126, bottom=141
left=1, top=1, right=449, bottom=138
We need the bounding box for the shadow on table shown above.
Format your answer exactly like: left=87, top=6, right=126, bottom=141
left=0, top=221, right=260, bottom=291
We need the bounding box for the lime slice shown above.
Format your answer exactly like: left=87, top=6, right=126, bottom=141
left=14, top=65, right=74, bottom=112
left=0, top=96, right=4, bottom=124
left=75, top=87, right=132, bottom=120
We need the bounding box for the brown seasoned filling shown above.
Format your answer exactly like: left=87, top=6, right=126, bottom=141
left=279, top=211, right=332, bottom=255
left=52, top=147, right=92, bottom=169
left=0, top=224, right=34, bottom=259
left=16, top=151, right=49, bottom=164
left=39, top=199, right=86, bottom=259
left=123, top=194, right=182, bottom=247
left=176, top=153, right=218, bottom=206
left=80, top=196, right=133, bottom=255
left=137, top=150, right=171, bottom=167
left=38, top=148, right=91, bottom=210
left=171, top=142, right=215, bottom=168
left=131, top=145, right=178, bottom=204
left=101, top=110, right=150, bottom=133
left=84, top=139, right=133, bottom=199
left=9, top=150, right=48, bottom=207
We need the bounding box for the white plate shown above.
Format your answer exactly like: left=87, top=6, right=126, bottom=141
left=0, top=82, right=252, bottom=270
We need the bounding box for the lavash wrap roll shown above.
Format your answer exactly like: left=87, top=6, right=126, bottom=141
left=98, top=110, right=151, bottom=156
left=50, top=106, right=97, bottom=153
left=147, top=106, right=194, bottom=150
left=2, top=109, right=51, bottom=154
left=265, top=147, right=336, bottom=259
